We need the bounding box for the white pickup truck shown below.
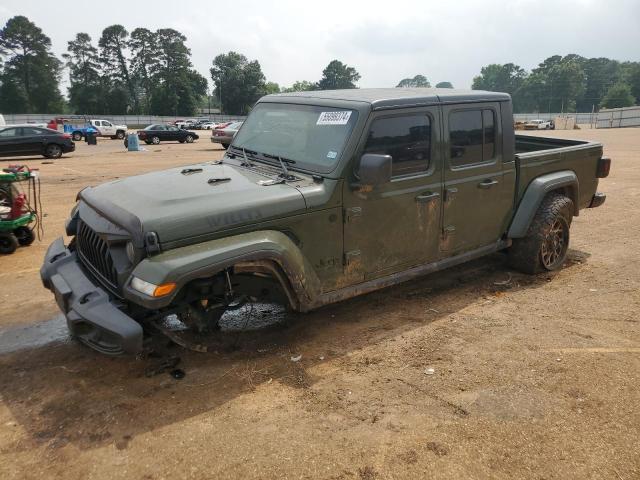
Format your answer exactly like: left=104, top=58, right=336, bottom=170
left=524, top=119, right=553, bottom=130
left=84, top=119, right=128, bottom=140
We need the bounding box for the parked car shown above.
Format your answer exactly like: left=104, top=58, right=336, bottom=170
left=199, top=121, right=217, bottom=130
left=210, top=121, right=243, bottom=149
left=41, top=88, right=610, bottom=356
left=524, top=119, right=552, bottom=130
left=175, top=119, right=198, bottom=129
left=0, top=126, right=75, bottom=159
left=136, top=124, right=199, bottom=145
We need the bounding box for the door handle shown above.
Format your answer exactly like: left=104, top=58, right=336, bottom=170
left=415, top=192, right=440, bottom=204
left=478, top=179, right=499, bottom=189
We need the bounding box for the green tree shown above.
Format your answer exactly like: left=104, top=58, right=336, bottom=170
left=396, top=74, right=430, bottom=88
left=129, top=28, right=160, bottom=114
left=0, top=16, right=64, bottom=113
left=472, top=63, right=526, bottom=95
left=150, top=29, right=207, bottom=116
left=63, top=33, right=104, bottom=113
left=622, top=62, right=640, bottom=104
left=577, top=57, right=621, bottom=111
left=282, top=80, right=315, bottom=92
left=317, top=60, right=360, bottom=90
left=264, top=82, right=280, bottom=94
left=530, top=55, right=586, bottom=112
left=435, top=81, right=454, bottom=88
left=99, top=25, right=137, bottom=113
left=600, top=82, right=636, bottom=109
left=210, top=51, right=267, bottom=114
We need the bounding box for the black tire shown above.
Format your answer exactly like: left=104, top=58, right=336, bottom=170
left=221, top=143, right=229, bottom=150
left=14, top=226, right=35, bottom=246
left=116, top=130, right=125, bottom=140
left=151, top=136, right=160, bottom=145
left=0, top=233, right=18, bottom=254
left=508, top=193, right=573, bottom=274
left=72, top=131, right=83, bottom=141
left=185, top=135, right=194, bottom=143
left=44, top=143, right=63, bottom=159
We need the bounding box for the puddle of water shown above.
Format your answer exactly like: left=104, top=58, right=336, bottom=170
left=0, top=315, right=71, bottom=354
left=0, top=302, right=288, bottom=355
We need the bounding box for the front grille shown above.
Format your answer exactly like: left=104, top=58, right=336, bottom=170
left=76, top=220, right=119, bottom=293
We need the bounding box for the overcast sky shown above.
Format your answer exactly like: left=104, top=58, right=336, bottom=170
left=1, top=0, right=639, bottom=92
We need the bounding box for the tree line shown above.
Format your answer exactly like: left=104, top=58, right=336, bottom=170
left=472, top=55, right=640, bottom=112
left=1, top=16, right=638, bottom=116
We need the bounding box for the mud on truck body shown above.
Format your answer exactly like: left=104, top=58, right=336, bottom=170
left=41, top=88, right=610, bottom=355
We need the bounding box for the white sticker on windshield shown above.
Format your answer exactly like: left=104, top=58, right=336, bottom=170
left=317, top=111, right=352, bottom=125
left=327, top=151, right=338, bottom=159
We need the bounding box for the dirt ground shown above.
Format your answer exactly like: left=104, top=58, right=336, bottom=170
left=0, top=128, right=638, bottom=479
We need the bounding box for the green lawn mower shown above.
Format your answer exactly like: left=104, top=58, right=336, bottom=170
left=0, top=166, right=42, bottom=255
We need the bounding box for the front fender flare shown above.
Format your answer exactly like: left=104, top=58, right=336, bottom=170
left=123, top=230, right=321, bottom=310
left=508, top=170, right=579, bottom=238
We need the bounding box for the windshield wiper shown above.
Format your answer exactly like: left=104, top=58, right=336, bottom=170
left=262, top=153, right=297, bottom=180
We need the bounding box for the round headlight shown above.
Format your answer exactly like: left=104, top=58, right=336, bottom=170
left=126, top=241, right=136, bottom=263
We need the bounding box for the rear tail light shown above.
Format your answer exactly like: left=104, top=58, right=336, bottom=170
left=596, top=157, right=611, bottom=178
left=139, top=131, right=146, bottom=138
left=62, top=133, right=72, bottom=139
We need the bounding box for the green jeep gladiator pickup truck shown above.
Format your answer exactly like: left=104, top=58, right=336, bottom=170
left=41, top=88, right=610, bottom=355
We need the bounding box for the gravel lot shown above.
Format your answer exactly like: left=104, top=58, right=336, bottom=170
left=0, top=128, right=638, bottom=479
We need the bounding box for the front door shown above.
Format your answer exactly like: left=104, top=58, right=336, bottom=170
left=166, top=126, right=181, bottom=141
left=0, top=128, right=24, bottom=156
left=441, top=104, right=513, bottom=253
left=100, top=121, right=116, bottom=137
left=343, top=107, right=443, bottom=282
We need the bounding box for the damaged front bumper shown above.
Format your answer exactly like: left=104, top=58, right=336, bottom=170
left=40, top=237, right=143, bottom=355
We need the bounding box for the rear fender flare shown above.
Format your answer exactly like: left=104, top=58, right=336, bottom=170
left=508, top=170, right=579, bottom=238
left=124, top=230, right=321, bottom=311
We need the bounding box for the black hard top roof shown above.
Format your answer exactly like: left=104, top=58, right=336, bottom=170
left=264, top=88, right=511, bottom=109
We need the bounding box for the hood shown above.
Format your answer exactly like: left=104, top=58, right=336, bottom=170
left=81, top=162, right=307, bottom=244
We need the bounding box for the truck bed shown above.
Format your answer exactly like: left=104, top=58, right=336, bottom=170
left=514, top=134, right=603, bottom=211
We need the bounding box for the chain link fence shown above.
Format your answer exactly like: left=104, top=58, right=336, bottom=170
left=1, top=113, right=247, bottom=128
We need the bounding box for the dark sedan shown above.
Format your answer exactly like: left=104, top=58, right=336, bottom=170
left=0, top=126, right=75, bottom=159
left=137, top=124, right=199, bottom=145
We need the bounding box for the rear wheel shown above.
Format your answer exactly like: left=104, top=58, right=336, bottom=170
left=151, top=136, right=160, bottom=145
left=14, top=226, right=35, bottom=246
left=0, top=233, right=18, bottom=254
left=508, top=193, right=573, bottom=274
left=116, top=130, right=125, bottom=139
left=44, top=143, right=63, bottom=159
left=72, top=132, right=83, bottom=141
left=185, top=135, right=194, bottom=143
left=221, top=143, right=229, bottom=149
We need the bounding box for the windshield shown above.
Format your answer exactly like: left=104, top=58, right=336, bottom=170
left=232, top=103, right=358, bottom=172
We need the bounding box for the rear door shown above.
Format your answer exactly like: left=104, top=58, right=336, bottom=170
left=441, top=104, right=513, bottom=253
left=343, top=107, right=443, bottom=282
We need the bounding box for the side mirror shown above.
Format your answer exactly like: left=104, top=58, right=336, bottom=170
left=357, top=153, right=392, bottom=186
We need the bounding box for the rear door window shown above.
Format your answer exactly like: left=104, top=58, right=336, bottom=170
left=363, top=114, right=431, bottom=177
left=449, top=109, right=497, bottom=167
